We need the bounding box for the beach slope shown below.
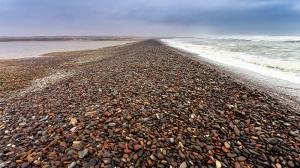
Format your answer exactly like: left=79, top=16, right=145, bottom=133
left=0, top=40, right=299, bottom=167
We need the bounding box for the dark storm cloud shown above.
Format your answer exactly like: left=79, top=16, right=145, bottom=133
left=0, top=0, right=300, bottom=36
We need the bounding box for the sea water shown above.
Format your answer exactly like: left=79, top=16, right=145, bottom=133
left=161, top=36, right=300, bottom=102
left=0, top=40, right=133, bottom=59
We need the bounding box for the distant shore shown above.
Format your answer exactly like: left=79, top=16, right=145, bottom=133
left=0, top=40, right=299, bottom=167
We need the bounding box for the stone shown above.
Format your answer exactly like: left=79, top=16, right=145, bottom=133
left=227, top=153, right=237, bottom=158
left=216, top=160, right=222, bottom=168
left=0, top=162, right=6, bottom=168
left=108, top=123, right=116, bottom=127
left=275, top=163, right=282, bottom=168
left=237, top=141, right=242, bottom=146
left=68, top=162, right=76, bottom=168
left=234, top=126, right=240, bottom=136
left=70, top=118, right=78, bottom=125
left=179, top=161, right=187, bottom=168
left=103, top=158, right=111, bottom=164
left=160, top=148, right=167, bottom=155
left=150, top=154, right=157, bottom=160
left=27, top=155, right=34, bottom=163
left=157, top=153, right=164, bottom=160
left=78, top=149, right=89, bottom=159
left=124, top=149, right=131, bottom=154
left=19, top=122, right=26, bottom=126
left=21, top=162, right=29, bottom=167
left=70, top=127, right=77, bottom=132
left=268, top=138, right=282, bottom=145
left=133, top=144, right=141, bottom=151
left=269, top=156, right=275, bottom=163
left=237, top=156, right=246, bottom=162
left=85, top=111, right=97, bottom=117
left=33, top=160, right=41, bottom=165
left=234, top=162, right=241, bottom=168
left=289, top=131, right=298, bottom=137
left=133, top=154, right=139, bottom=160
left=224, top=142, right=230, bottom=149
left=1, top=38, right=300, bottom=168
left=103, top=151, right=112, bottom=158
left=179, top=150, right=185, bottom=158
left=287, top=161, right=294, bottom=167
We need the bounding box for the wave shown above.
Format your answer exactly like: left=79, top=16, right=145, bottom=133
left=161, top=38, right=300, bottom=84
left=202, top=35, right=300, bottom=43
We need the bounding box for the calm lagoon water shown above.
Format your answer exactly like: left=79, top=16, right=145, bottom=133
left=0, top=40, right=133, bottom=59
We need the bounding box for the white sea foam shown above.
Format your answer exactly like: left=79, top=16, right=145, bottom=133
left=204, top=35, right=300, bottom=42
left=161, top=37, right=300, bottom=85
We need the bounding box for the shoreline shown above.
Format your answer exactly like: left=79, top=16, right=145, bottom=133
left=161, top=40, right=300, bottom=113
left=0, top=40, right=299, bottom=167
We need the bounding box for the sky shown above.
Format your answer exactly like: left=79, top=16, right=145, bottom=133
left=0, top=0, right=300, bottom=36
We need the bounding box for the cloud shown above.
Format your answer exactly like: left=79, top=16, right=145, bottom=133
left=292, top=2, right=300, bottom=11
left=0, top=0, right=299, bottom=36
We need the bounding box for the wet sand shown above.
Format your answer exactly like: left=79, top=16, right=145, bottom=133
left=0, top=40, right=299, bottom=167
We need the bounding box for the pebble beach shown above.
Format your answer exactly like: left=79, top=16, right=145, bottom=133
left=0, top=40, right=299, bottom=167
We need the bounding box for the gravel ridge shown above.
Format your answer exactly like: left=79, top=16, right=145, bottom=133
left=0, top=40, right=299, bottom=168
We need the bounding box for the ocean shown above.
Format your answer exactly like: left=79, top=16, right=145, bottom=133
left=161, top=36, right=300, bottom=102
left=0, top=40, right=133, bottom=59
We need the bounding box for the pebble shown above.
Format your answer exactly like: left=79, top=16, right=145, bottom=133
left=237, top=141, right=242, bottom=146
left=150, top=154, right=157, bottom=161
left=73, top=141, right=81, bottom=145
left=21, top=162, right=29, bottom=167
left=289, top=130, right=298, bottom=137
left=1, top=40, right=299, bottom=168
left=103, top=158, right=111, bottom=164
left=70, top=118, right=77, bottom=125
left=234, top=126, right=240, bottom=136
left=68, top=162, right=76, bottom=168
left=0, top=162, right=6, bottom=168
left=103, top=151, right=112, bottom=158
left=78, top=149, right=89, bottom=158
left=133, top=144, right=141, bottom=151
left=237, top=156, right=246, bottom=162
left=287, top=161, right=295, bottom=167
left=108, top=122, right=116, bottom=127
left=85, top=111, right=96, bottom=117
left=269, top=156, right=275, bottom=163
left=157, top=153, right=164, bottom=159
left=227, top=153, right=237, bottom=158
left=234, top=162, right=241, bottom=168
left=224, top=142, right=230, bottom=149
left=276, top=163, right=282, bottom=168
left=33, top=160, right=41, bottom=165
left=179, top=161, right=187, bottom=168
left=19, top=122, right=26, bottom=126
left=70, top=127, right=77, bottom=132
left=216, top=160, right=222, bottom=168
